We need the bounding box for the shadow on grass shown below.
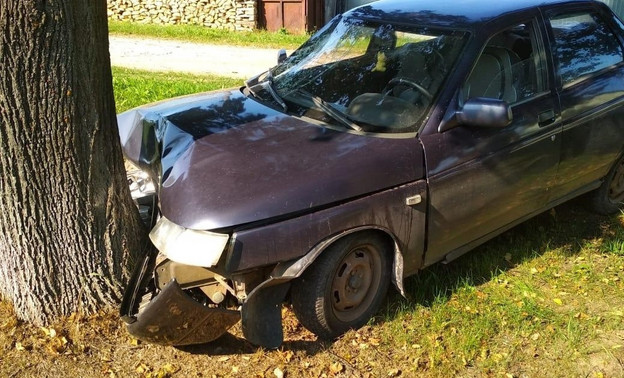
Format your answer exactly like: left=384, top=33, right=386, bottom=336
left=382, top=200, right=622, bottom=317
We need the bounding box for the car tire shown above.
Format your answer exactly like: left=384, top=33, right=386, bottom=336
left=590, top=153, right=624, bottom=215
left=291, top=232, right=391, bottom=340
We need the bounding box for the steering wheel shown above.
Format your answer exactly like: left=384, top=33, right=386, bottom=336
left=382, top=77, right=432, bottom=101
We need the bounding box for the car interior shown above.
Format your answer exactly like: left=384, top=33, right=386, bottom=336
left=464, top=23, right=539, bottom=105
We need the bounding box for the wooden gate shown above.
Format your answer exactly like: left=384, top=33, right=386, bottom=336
left=258, top=0, right=324, bottom=33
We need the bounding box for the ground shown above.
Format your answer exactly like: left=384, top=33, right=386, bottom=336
left=109, top=36, right=291, bottom=78
left=2, top=202, right=624, bottom=377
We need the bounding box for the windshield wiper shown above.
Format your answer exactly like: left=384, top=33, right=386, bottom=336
left=293, top=89, right=363, bottom=132
left=246, top=71, right=287, bottom=112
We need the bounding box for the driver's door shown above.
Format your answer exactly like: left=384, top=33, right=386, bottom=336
left=419, top=19, right=562, bottom=265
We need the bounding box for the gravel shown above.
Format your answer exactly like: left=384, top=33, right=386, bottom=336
left=109, top=36, right=288, bottom=78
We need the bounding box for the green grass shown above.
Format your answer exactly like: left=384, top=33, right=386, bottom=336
left=108, top=20, right=309, bottom=50
left=371, top=205, right=624, bottom=376
left=112, top=67, right=241, bottom=112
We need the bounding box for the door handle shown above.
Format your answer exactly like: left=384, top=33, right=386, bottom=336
left=538, top=109, right=556, bottom=127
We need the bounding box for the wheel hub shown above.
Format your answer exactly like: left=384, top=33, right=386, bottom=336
left=348, top=271, right=363, bottom=290
left=330, top=246, right=382, bottom=322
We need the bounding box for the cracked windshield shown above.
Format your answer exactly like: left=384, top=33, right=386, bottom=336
left=254, top=16, right=466, bottom=133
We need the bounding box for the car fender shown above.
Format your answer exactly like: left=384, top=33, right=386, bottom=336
left=254, top=225, right=405, bottom=297
left=240, top=226, right=403, bottom=349
left=227, top=180, right=427, bottom=276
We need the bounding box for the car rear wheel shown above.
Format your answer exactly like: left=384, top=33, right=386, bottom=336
left=291, top=233, right=391, bottom=340
left=590, top=154, right=624, bottom=215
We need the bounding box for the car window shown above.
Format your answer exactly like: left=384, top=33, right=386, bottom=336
left=549, top=12, right=624, bottom=86
left=270, top=16, right=468, bottom=133
left=464, top=21, right=545, bottom=104
left=311, top=25, right=377, bottom=66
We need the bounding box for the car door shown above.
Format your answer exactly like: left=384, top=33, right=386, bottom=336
left=544, top=4, right=624, bottom=199
left=419, top=18, right=562, bottom=265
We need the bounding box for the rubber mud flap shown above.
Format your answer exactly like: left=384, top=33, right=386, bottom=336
left=120, top=247, right=157, bottom=324
left=241, top=281, right=290, bottom=349
left=127, top=279, right=240, bottom=346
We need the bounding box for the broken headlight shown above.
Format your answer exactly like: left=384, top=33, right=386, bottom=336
left=149, top=216, right=230, bottom=267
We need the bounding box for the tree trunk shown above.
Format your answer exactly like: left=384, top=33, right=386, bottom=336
left=0, top=1, right=146, bottom=324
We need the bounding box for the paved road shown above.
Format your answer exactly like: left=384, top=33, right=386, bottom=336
left=109, top=36, right=288, bottom=79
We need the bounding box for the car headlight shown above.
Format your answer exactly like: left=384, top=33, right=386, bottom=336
left=149, top=217, right=230, bottom=267
left=125, top=160, right=156, bottom=200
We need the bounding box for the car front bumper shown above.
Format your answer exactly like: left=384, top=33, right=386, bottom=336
left=120, top=251, right=240, bottom=346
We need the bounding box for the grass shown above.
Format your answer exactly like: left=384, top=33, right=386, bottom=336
left=2, top=69, right=624, bottom=377
left=374, top=204, right=624, bottom=376
left=112, top=67, right=242, bottom=112
left=108, top=20, right=309, bottom=50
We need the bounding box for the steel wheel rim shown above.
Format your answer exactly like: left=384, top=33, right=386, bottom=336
left=330, top=244, right=382, bottom=323
left=609, top=160, right=624, bottom=204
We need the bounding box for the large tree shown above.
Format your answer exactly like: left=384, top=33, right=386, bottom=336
left=0, top=1, right=146, bottom=324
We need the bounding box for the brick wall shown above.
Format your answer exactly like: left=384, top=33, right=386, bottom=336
left=107, top=0, right=256, bottom=31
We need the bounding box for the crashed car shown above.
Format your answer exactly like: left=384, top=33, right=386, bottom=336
left=119, top=0, right=624, bottom=348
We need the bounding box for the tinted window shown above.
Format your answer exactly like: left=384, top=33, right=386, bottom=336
left=550, top=12, right=623, bottom=85
left=465, top=21, right=545, bottom=104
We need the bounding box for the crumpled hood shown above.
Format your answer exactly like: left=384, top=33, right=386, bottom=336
left=119, top=89, right=424, bottom=230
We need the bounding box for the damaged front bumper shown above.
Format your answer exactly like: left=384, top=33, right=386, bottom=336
left=125, top=279, right=240, bottom=345
left=120, top=250, right=239, bottom=346
left=120, top=249, right=290, bottom=348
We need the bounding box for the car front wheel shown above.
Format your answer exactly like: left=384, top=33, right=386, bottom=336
left=291, top=233, right=391, bottom=340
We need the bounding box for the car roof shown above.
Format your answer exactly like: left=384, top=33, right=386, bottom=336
left=348, top=0, right=602, bottom=30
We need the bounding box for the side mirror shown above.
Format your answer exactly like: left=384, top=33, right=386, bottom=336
left=439, top=97, right=513, bottom=132
left=277, top=49, right=287, bottom=64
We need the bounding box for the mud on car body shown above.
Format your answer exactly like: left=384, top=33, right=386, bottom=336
left=119, top=0, right=624, bottom=348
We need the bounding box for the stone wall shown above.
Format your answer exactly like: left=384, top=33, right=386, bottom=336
left=107, top=0, right=256, bottom=31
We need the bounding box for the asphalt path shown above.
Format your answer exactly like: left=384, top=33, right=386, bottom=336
left=109, top=35, right=289, bottom=79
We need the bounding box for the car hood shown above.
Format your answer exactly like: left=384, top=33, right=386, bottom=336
left=119, top=89, right=424, bottom=230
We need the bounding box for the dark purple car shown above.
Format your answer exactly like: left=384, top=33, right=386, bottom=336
left=119, top=0, right=624, bottom=348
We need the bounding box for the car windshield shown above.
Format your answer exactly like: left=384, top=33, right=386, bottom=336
left=249, top=16, right=467, bottom=133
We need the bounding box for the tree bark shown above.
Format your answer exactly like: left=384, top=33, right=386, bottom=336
left=0, top=1, right=146, bottom=324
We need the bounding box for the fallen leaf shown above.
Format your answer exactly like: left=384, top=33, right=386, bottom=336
left=330, top=361, right=344, bottom=374
left=283, top=350, right=294, bottom=363
left=40, top=327, right=51, bottom=337
left=161, top=363, right=177, bottom=374
left=553, top=298, right=563, bottom=305
left=273, top=367, right=284, bottom=378
left=136, top=363, right=148, bottom=374
left=530, top=333, right=540, bottom=341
